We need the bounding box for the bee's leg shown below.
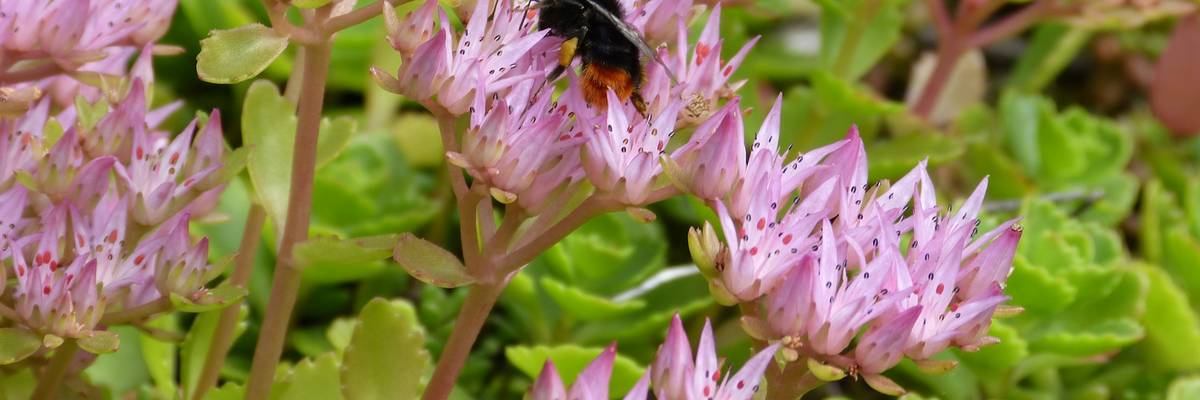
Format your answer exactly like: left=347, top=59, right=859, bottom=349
left=549, top=32, right=582, bottom=81
left=632, top=92, right=648, bottom=117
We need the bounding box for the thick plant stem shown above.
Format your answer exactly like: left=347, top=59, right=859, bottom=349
left=193, top=205, right=267, bottom=400
left=432, top=111, right=483, bottom=274
left=243, top=38, right=334, bottom=400
left=422, top=283, right=505, bottom=400
left=910, top=43, right=964, bottom=119
left=912, top=0, right=1052, bottom=120
left=500, top=197, right=616, bottom=272
left=32, top=340, right=79, bottom=400
left=325, top=0, right=395, bottom=33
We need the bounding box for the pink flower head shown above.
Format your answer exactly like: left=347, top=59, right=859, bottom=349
left=670, top=5, right=759, bottom=124
left=35, top=130, right=117, bottom=207
left=0, top=0, right=177, bottom=105
left=84, top=79, right=149, bottom=157
left=115, top=107, right=225, bottom=226
left=438, top=0, right=549, bottom=114
left=530, top=315, right=777, bottom=400
left=0, top=186, right=29, bottom=254
left=709, top=126, right=853, bottom=301
left=689, top=114, right=1019, bottom=384
left=0, top=97, right=50, bottom=184
left=529, top=343, right=651, bottom=400
left=69, top=189, right=164, bottom=306
left=154, top=213, right=217, bottom=298
left=10, top=205, right=105, bottom=338
left=651, top=315, right=779, bottom=400
left=581, top=90, right=683, bottom=205
left=854, top=305, right=922, bottom=375
left=1, top=67, right=231, bottom=337
left=766, top=221, right=911, bottom=357
left=447, top=73, right=585, bottom=208
left=378, top=0, right=550, bottom=115
left=900, top=178, right=1017, bottom=358
left=385, top=0, right=443, bottom=58
left=669, top=97, right=745, bottom=201
left=651, top=314, right=694, bottom=398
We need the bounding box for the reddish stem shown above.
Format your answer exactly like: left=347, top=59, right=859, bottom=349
left=243, top=36, right=333, bottom=400
left=192, top=205, right=266, bottom=400
left=421, top=283, right=504, bottom=400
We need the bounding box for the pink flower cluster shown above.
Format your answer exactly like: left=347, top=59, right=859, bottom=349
left=0, top=71, right=229, bottom=338
left=380, top=0, right=757, bottom=211
left=686, top=103, right=1022, bottom=384
left=531, top=315, right=778, bottom=400
left=0, top=0, right=177, bottom=105
left=383, top=0, right=1023, bottom=391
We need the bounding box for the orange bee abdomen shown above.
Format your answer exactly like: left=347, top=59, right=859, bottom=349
left=581, top=64, right=635, bottom=109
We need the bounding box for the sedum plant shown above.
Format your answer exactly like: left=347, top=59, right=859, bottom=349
left=363, top=0, right=1022, bottom=398
left=0, top=30, right=243, bottom=400
left=11, top=0, right=1200, bottom=399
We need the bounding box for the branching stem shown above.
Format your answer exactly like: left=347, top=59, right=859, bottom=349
left=32, top=340, right=79, bottom=400
left=243, top=29, right=334, bottom=400
left=912, top=0, right=1057, bottom=120
left=193, top=205, right=266, bottom=400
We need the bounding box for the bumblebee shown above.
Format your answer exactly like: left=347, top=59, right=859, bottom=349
left=535, top=0, right=676, bottom=113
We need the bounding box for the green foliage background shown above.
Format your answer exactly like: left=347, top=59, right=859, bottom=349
left=11, top=0, right=1200, bottom=399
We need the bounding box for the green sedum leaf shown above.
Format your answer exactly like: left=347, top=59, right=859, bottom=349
left=1, top=369, right=36, bottom=400
left=78, top=331, right=120, bottom=354
left=205, top=383, right=245, bottom=400
left=1028, top=318, right=1143, bottom=356
left=780, top=72, right=902, bottom=150
left=1137, top=263, right=1200, bottom=370
left=1006, top=23, right=1093, bottom=92
left=278, top=353, right=343, bottom=400
left=866, top=133, right=964, bottom=181
left=956, top=321, right=1028, bottom=377
left=198, top=23, right=289, bottom=84
left=316, top=116, right=358, bottom=167
left=392, top=233, right=474, bottom=288
left=816, top=0, right=910, bottom=80
left=540, top=277, right=646, bottom=321
left=241, top=80, right=369, bottom=232
left=326, top=318, right=356, bottom=357
left=1006, top=256, right=1076, bottom=315
left=341, top=298, right=430, bottom=400
left=0, top=328, right=40, bottom=365
left=242, top=80, right=296, bottom=232
left=296, top=234, right=397, bottom=263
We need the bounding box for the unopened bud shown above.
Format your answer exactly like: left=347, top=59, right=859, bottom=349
left=689, top=222, right=723, bottom=278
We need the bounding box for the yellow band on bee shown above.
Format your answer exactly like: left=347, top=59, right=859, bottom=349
left=559, top=37, right=579, bottom=67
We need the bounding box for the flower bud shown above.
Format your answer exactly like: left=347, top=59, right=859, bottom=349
left=688, top=222, right=723, bottom=278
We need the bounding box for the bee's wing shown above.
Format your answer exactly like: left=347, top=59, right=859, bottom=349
left=580, top=0, right=679, bottom=84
